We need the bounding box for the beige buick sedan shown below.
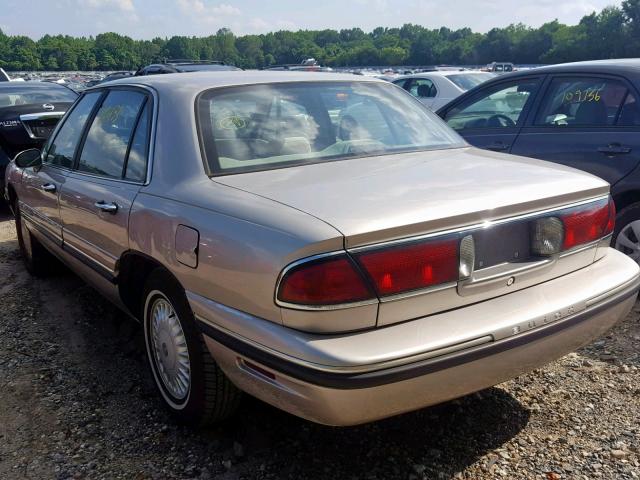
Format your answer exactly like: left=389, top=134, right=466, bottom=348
left=4, top=72, right=639, bottom=426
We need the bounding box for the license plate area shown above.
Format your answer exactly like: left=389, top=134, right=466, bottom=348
left=473, top=221, right=531, bottom=270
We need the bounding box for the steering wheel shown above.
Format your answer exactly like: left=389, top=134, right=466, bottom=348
left=487, top=114, right=516, bottom=128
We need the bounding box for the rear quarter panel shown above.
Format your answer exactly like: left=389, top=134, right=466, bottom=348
left=128, top=177, right=345, bottom=324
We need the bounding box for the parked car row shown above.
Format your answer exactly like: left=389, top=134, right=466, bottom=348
left=3, top=63, right=640, bottom=428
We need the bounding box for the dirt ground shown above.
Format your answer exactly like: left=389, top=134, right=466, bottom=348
left=0, top=205, right=639, bottom=480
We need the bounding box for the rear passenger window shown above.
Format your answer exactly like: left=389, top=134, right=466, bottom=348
left=45, top=92, right=101, bottom=168
left=124, top=101, right=150, bottom=182
left=407, top=78, right=436, bottom=98
left=618, top=91, right=640, bottom=126
left=78, top=90, right=146, bottom=178
left=536, top=77, right=632, bottom=127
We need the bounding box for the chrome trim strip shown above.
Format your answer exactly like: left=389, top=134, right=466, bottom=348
left=62, top=239, right=115, bottom=276
left=558, top=238, right=601, bottom=258
left=379, top=281, right=457, bottom=303
left=66, top=169, right=147, bottom=186
left=463, top=257, right=555, bottom=285
left=19, top=209, right=63, bottom=245
left=586, top=272, right=640, bottom=307
left=20, top=112, right=65, bottom=121
left=18, top=200, right=63, bottom=243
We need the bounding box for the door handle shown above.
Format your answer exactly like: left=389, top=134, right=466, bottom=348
left=94, top=201, right=118, bottom=213
left=41, top=183, right=56, bottom=193
left=487, top=142, right=510, bottom=152
left=598, top=143, right=631, bottom=155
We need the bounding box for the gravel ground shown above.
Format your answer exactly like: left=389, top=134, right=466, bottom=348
left=0, top=206, right=639, bottom=480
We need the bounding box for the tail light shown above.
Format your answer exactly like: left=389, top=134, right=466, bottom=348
left=277, top=255, right=375, bottom=306
left=353, top=238, right=459, bottom=296
left=560, top=197, right=615, bottom=251
left=277, top=197, right=614, bottom=308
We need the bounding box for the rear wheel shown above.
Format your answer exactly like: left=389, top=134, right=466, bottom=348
left=613, top=202, right=640, bottom=264
left=14, top=199, right=56, bottom=275
left=142, top=269, right=241, bottom=426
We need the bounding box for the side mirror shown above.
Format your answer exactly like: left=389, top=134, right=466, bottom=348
left=14, top=149, right=42, bottom=168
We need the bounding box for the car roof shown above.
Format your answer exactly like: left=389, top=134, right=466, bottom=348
left=0, top=81, right=71, bottom=90
left=393, top=70, right=492, bottom=80
left=92, top=70, right=379, bottom=92
left=498, top=58, right=640, bottom=78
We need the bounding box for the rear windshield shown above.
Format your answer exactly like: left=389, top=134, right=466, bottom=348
left=0, top=85, right=78, bottom=107
left=447, top=73, right=496, bottom=91
left=197, top=81, right=465, bottom=175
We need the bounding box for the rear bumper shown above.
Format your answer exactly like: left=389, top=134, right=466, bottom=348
left=192, top=248, right=640, bottom=425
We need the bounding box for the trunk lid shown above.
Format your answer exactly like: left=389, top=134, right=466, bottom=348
left=214, top=147, right=609, bottom=248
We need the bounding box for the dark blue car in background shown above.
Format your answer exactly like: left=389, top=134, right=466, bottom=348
left=437, top=59, right=640, bottom=263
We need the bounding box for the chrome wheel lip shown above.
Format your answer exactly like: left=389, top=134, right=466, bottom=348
left=145, top=291, right=191, bottom=408
left=615, top=219, right=640, bottom=264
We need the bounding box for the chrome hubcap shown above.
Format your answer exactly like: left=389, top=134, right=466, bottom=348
left=149, top=298, right=191, bottom=400
left=615, top=220, right=640, bottom=264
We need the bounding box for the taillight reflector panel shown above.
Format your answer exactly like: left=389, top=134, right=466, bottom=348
left=277, top=255, right=375, bottom=306
left=560, top=197, right=615, bottom=251
left=354, top=238, right=459, bottom=296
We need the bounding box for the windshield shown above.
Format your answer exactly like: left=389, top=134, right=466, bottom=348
left=198, top=81, right=465, bottom=175
left=447, top=73, right=496, bottom=91
left=0, top=85, right=77, bottom=107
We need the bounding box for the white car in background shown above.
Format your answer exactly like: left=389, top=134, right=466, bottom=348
left=393, top=71, right=496, bottom=110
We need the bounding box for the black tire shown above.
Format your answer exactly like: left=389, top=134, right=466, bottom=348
left=13, top=199, right=56, bottom=276
left=612, top=202, right=640, bottom=261
left=142, top=268, right=241, bottom=426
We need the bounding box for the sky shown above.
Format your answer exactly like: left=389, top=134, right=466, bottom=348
left=0, top=0, right=623, bottom=39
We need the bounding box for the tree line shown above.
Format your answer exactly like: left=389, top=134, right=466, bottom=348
left=2, top=0, right=640, bottom=71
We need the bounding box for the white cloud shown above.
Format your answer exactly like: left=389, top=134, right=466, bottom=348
left=354, top=0, right=388, bottom=12
left=243, top=18, right=298, bottom=33
left=80, top=0, right=135, bottom=12
left=177, top=0, right=241, bottom=18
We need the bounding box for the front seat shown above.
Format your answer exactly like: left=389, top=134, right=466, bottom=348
left=574, top=100, right=608, bottom=126
left=417, top=84, right=432, bottom=98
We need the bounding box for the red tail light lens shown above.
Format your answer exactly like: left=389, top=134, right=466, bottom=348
left=354, top=238, right=459, bottom=296
left=560, top=197, right=615, bottom=251
left=277, top=255, right=374, bottom=306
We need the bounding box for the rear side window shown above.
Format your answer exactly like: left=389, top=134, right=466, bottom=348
left=445, top=79, right=539, bottom=130
left=124, top=101, right=151, bottom=182
left=78, top=90, right=147, bottom=179
left=392, top=79, right=408, bottom=90
left=406, top=78, right=437, bottom=98
left=535, top=77, right=636, bottom=127
left=45, top=92, right=102, bottom=168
